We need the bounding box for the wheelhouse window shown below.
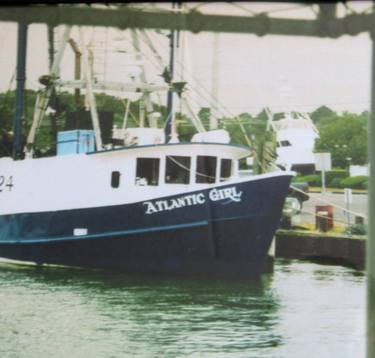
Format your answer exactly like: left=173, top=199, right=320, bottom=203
left=220, top=159, right=232, bottom=181
left=111, top=171, right=121, bottom=188
left=165, top=156, right=191, bottom=184
left=135, top=158, right=160, bottom=186
left=196, top=156, right=217, bottom=184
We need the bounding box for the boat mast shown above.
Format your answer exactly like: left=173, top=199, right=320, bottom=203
left=164, top=3, right=178, bottom=143
left=210, top=33, right=219, bottom=130
left=79, top=28, right=103, bottom=150
left=25, top=26, right=72, bottom=158
left=68, top=38, right=82, bottom=107
left=139, top=29, right=205, bottom=133
left=130, top=29, right=157, bottom=128
left=48, top=25, right=58, bottom=146
left=13, top=22, right=28, bottom=159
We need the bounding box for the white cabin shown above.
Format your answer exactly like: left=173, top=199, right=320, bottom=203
left=0, top=142, right=251, bottom=216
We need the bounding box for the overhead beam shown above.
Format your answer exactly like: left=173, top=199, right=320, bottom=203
left=0, top=6, right=372, bottom=38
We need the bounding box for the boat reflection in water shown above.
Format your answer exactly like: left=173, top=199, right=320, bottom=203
left=0, top=259, right=364, bottom=357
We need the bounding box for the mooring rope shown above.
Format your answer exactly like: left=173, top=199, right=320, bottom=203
left=290, top=184, right=367, bottom=219
left=298, top=208, right=361, bottom=227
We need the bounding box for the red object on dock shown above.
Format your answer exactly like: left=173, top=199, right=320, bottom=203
left=315, top=205, right=334, bottom=232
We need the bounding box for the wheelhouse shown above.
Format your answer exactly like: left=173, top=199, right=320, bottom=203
left=100, top=142, right=249, bottom=191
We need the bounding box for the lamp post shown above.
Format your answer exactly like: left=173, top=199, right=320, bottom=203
left=346, top=157, right=352, bottom=173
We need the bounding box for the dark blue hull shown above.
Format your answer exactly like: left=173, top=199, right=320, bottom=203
left=0, top=175, right=292, bottom=278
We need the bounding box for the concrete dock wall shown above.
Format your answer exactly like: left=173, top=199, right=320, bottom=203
left=275, top=230, right=366, bottom=270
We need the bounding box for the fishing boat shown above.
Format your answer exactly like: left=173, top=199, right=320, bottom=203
left=0, top=25, right=293, bottom=279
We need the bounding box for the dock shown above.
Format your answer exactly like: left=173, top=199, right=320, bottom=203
left=275, top=229, right=365, bottom=270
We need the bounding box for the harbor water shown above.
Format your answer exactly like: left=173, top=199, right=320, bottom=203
left=0, top=259, right=365, bottom=358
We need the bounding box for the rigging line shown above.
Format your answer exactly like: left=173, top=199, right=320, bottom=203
left=168, top=154, right=220, bottom=180
left=188, top=3, right=214, bottom=12
left=119, top=96, right=139, bottom=126
left=309, top=4, right=319, bottom=16
left=110, top=32, right=167, bottom=112
left=145, top=32, right=239, bottom=124
left=128, top=108, right=139, bottom=126
left=127, top=3, right=175, bottom=13
left=308, top=196, right=367, bottom=220
left=228, top=2, right=258, bottom=16
left=126, top=29, right=231, bottom=126
left=228, top=3, right=313, bottom=17
left=299, top=209, right=361, bottom=226
left=261, top=4, right=311, bottom=15
left=343, top=3, right=358, bottom=15
left=145, top=31, right=226, bottom=107
left=290, top=184, right=367, bottom=219
left=96, top=29, right=163, bottom=83
left=111, top=30, right=260, bottom=155
left=362, top=6, right=374, bottom=14
left=145, top=28, right=325, bottom=128
left=7, top=70, right=16, bottom=92
left=176, top=86, right=256, bottom=148
left=141, top=32, right=215, bottom=96
left=117, top=30, right=165, bottom=73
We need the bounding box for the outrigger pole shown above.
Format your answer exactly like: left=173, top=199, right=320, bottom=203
left=13, top=22, right=28, bottom=159
left=25, top=26, right=72, bottom=158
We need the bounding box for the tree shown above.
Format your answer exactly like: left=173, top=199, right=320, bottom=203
left=310, top=105, right=337, bottom=127
left=197, top=107, right=211, bottom=130
left=315, top=113, right=367, bottom=167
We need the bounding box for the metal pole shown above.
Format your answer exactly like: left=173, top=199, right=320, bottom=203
left=25, top=26, right=71, bottom=158
left=210, top=32, right=219, bottom=130
left=47, top=25, right=54, bottom=70
left=68, top=38, right=82, bottom=107
left=79, top=28, right=103, bottom=150
left=130, top=29, right=154, bottom=127
left=346, top=198, right=350, bottom=227
left=165, top=8, right=176, bottom=143
left=13, top=22, right=28, bottom=159
left=47, top=25, right=58, bottom=147
left=367, top=17, right=375, bottom=358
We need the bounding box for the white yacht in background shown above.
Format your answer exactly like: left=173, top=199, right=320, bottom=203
left=271, top=110, right=319, bottom=174
left=269, top=77, right=320, bottom=174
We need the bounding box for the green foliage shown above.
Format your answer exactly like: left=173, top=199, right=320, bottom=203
left=325, top=169, right=349, bottom=183
left=0, top=87, right=369, bottom=171
left=324, top=169, right=349, bottom=187
left=0, top=89, right=171, bottom=154
left=175, top=112, right=195, bottom=142
left=292, top=174, right=321, bottom=187
left=198, top=107, right=211, bottom=130
left=293, top=171, right=368, bottom=189
left=339, top=176, right=368, bottom=189
left=310, top=105, right=336, bottom=127
left=315, top=112, right=368, bottom=167
left=328, top=177, right=343, bottom=188
left=344, top=223, right=367, bottom=236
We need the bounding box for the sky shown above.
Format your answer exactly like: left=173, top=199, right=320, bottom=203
left=0, top=2, right=372, bottom=117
